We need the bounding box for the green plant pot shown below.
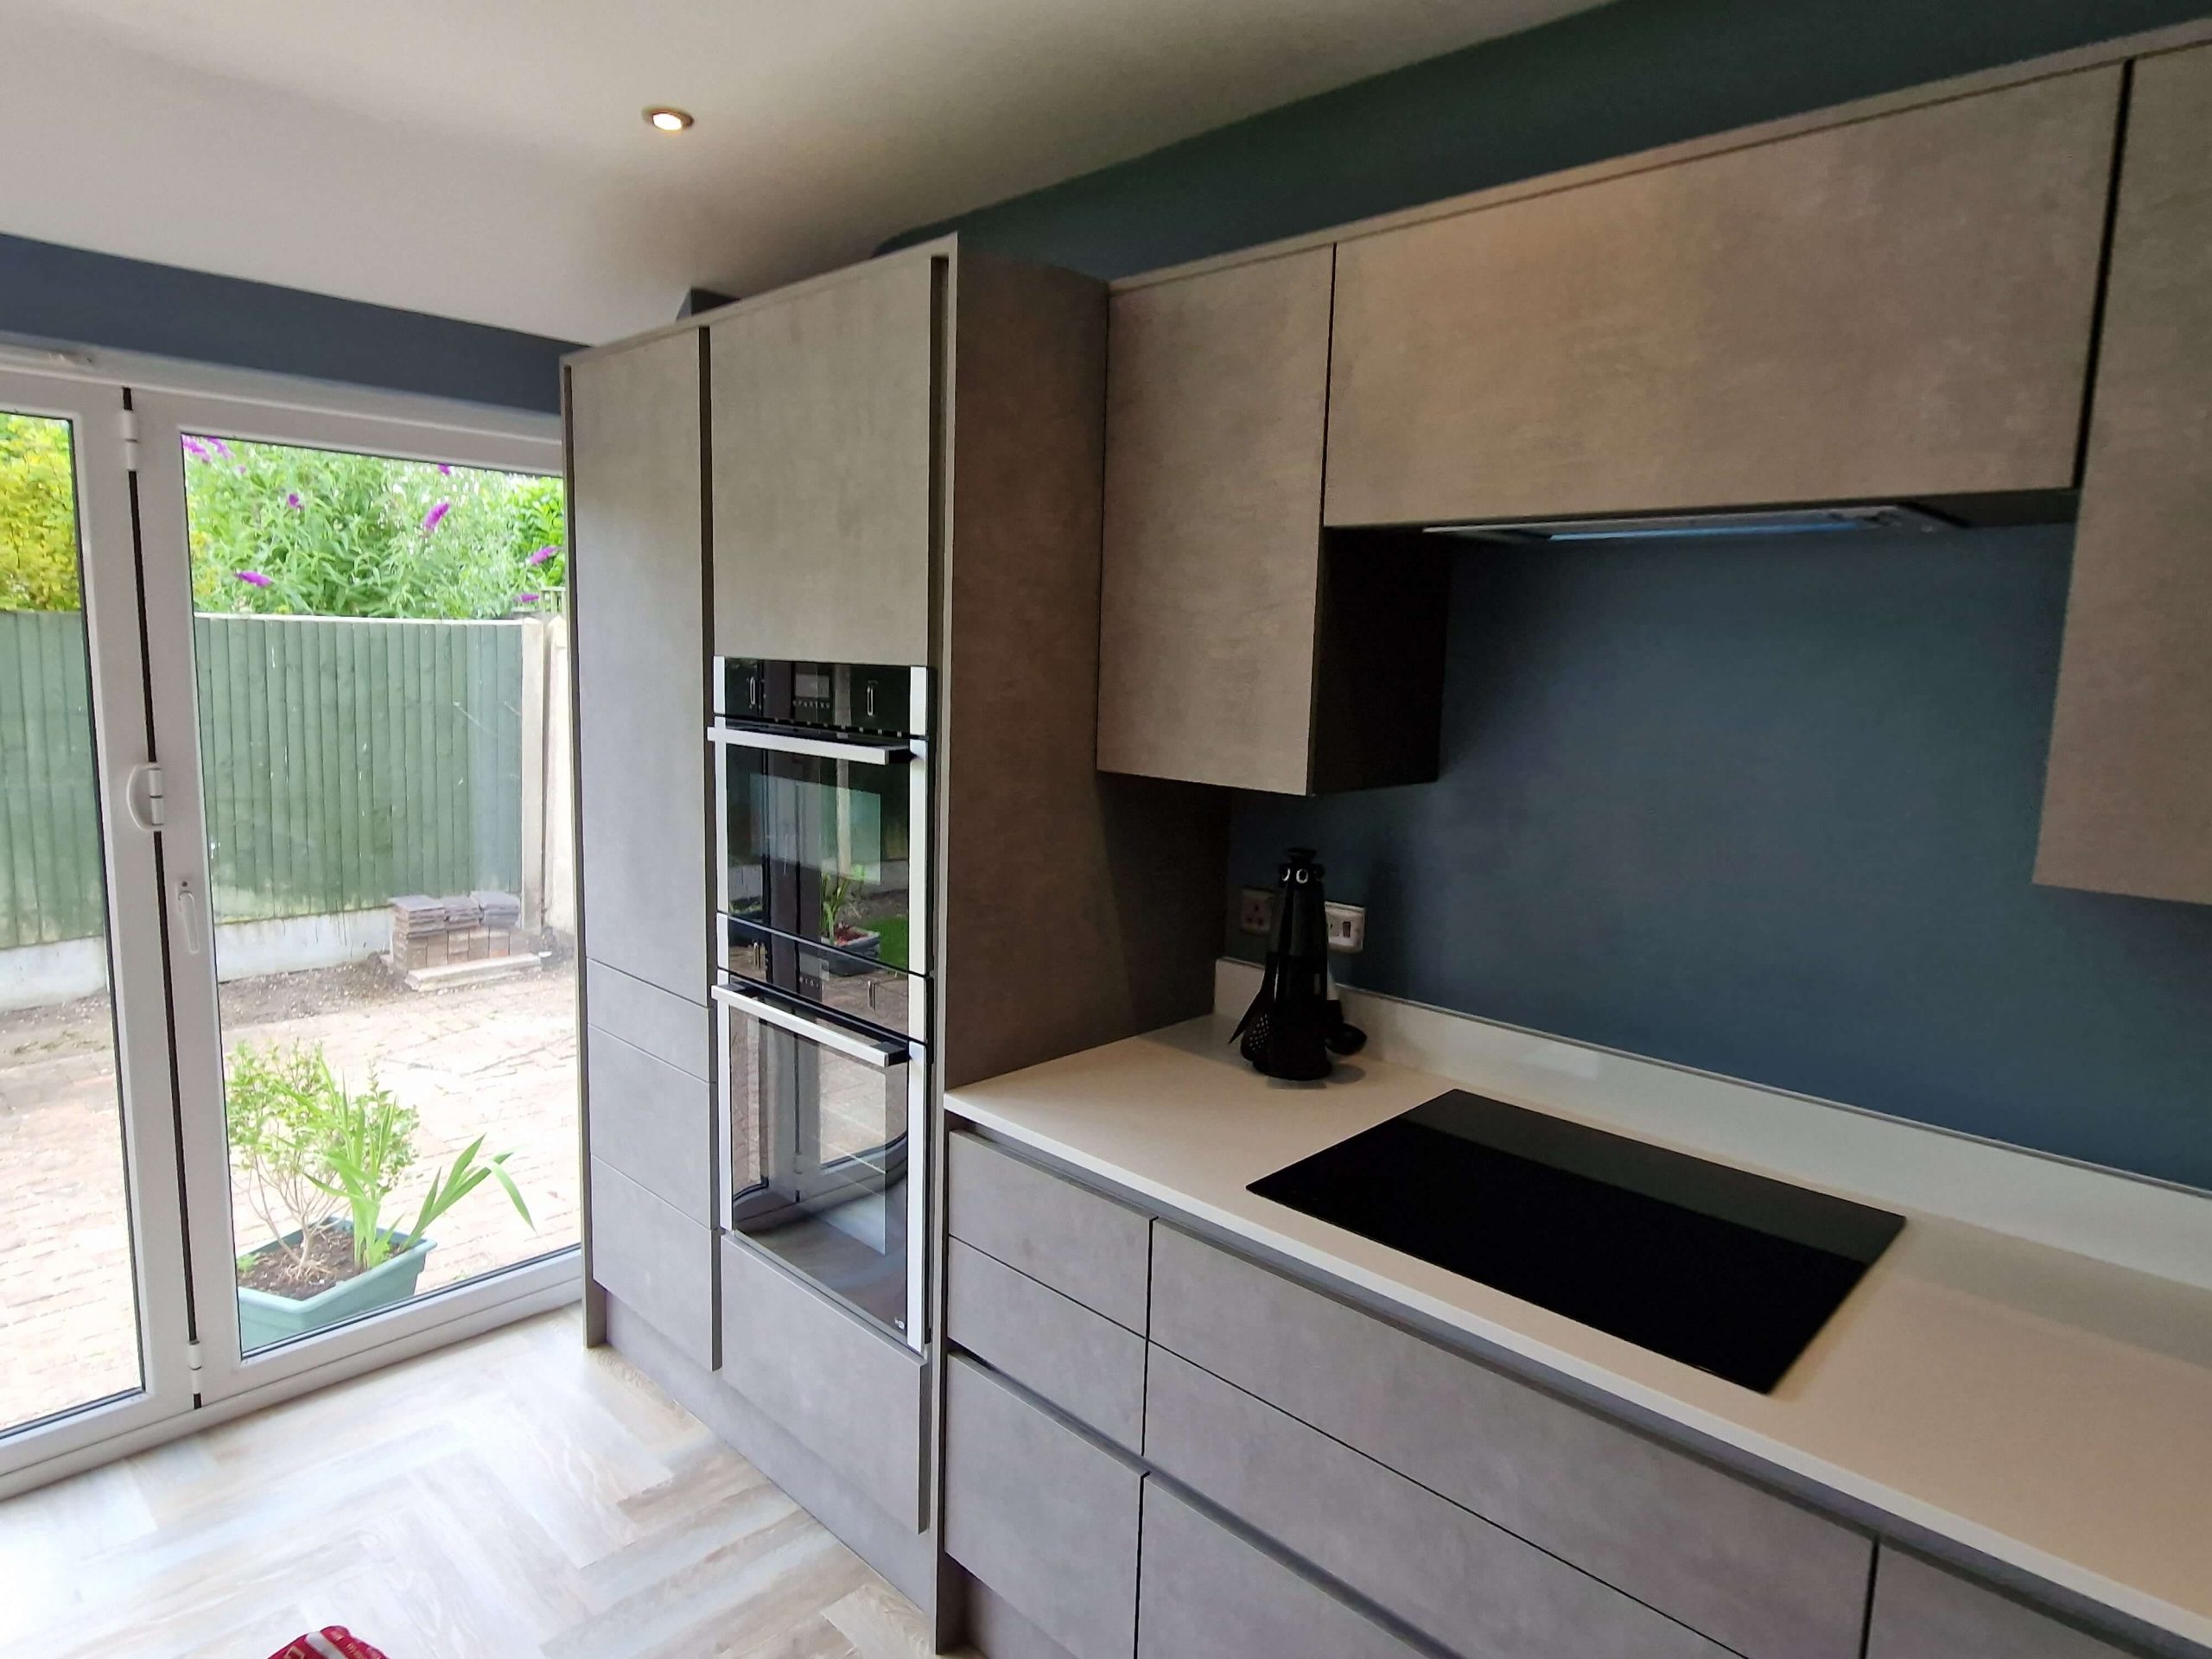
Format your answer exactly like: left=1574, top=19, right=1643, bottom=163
left=234, top=1225, right=435, bottom=1350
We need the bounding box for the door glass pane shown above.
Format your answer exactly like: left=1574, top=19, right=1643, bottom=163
left=0, top=408, right=144, bottom=1431
left=175, top=435, right=578, bottom=1355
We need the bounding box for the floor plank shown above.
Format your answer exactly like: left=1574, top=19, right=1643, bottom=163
left=0, top=1310, right=932, bottom=1659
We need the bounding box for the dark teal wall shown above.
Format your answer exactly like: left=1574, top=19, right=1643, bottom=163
left=0, top=232, right=573, bottom=412
left=893, top=0, right=2211, bottom=277
left=899, top=0, right=2212, bottom=1188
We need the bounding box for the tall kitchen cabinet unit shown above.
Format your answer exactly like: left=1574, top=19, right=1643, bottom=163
left=564, top=331, right=718, bottom=1364
left=564, top=240, right=1223, bottom=1623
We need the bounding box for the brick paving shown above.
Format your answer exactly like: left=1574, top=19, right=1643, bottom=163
left=0, top=963, right=578, bottom=1434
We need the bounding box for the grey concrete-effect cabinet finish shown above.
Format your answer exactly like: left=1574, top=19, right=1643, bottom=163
left=584, top=958, right=709, bottom=1079
left=943, top=1357, right=1141, bottom=1659
left=1866, top=1550, right=2133, bottom=1659
left=1137, top=1482, right=1427, bottom=1659
left=567, top=331, right=710, bottom=1001
left=587, top=1159, right=715, bottom=1369
left=709, top=252, right=937, bottom=665
left=1096, top=250, right=1332, bottom=795
left=1143, top=1345, right=1728, bottom=1659
left=946, top=1132, right=1150, bottom=1332
left=1095, top=251, right=1448, bottom=797
left=946, top=1239, right=1146, bottom=1452
left=1324, top=69, right=2119, bottom=527
left=1149, top=1225, right=1871, bottom=1659
left=716, top=1239, right=926, bottom=1532
left=2037, top=43, right=2212, bottom=906
left=582, top=1027, right=713, bottom=1224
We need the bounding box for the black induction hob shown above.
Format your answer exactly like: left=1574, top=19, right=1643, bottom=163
left=1248, top=1090, right=1904, bottom=1392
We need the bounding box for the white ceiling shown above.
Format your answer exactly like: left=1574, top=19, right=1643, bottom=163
left=0, top=0, right=1605, bottom=344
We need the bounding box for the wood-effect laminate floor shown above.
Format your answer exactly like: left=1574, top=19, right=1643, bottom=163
left=0, top=1309, right=938, bottom=1659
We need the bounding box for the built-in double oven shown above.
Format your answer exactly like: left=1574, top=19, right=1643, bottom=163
left=709, top=658, right=930, bottom=1350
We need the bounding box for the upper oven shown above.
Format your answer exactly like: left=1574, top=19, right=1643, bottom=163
left=712, top=658, right=930, bottom=1043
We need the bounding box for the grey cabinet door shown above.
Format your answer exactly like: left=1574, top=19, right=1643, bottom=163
left=943, top=1357, right=1141, bottom=1659
left=1137, top=1482, right=1425, bottom=1659
left=585, top=1028, right=713, bottom=1223
left=1096, top=249, right=1332, bottom=794
left=1144, top=1345, right=1727, bottom=1659
left=946, top=1132, right=1151, bottom=1332
left=1866, top=1550, right=2131, bottom=1659
left=2037, top=43, right=2212, bottom=906
left=569, top=331, right=710, bottom=1000
left=947, top=1239, right=1146, bottom=1452
left=717, top=1238, right=926, bottom=1531
left=710, top=252, right=938, bottom=665
left=588, top=1158, right=715, bottom=1368
left=1149, top=1227, right=1869, bottom=1659
left=1325, top=69, right=2119, bottom=527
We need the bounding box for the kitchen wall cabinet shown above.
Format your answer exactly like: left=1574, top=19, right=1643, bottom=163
left=1323, top=69, right=2120, bottom=528
left=709, top=252, right=937, bottom=665
left=1865, top=1550, right=2133, bottom=1659
left=1096, top=249, right=1446, bottom=794
left=566, top=331, right=710, bottom=999
left=2037, top=43, right=2212, bottom=906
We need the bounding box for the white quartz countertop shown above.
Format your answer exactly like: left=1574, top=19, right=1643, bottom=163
left=946, top=1007, right=2212, bottom=1651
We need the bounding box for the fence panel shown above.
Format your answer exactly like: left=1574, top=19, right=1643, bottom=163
left=0, top=613, right=525, bottom=947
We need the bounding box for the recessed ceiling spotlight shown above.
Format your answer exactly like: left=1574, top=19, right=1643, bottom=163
left=645, top=106, right=694, bottom=133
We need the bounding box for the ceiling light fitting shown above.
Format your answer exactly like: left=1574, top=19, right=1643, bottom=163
left=645, top=107, right=694, bottom=133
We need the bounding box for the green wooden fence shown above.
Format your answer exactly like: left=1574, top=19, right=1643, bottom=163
left=0, top=612, right=524, bottom=949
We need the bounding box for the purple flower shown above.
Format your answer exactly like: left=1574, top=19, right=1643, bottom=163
left=436, top=463, right=453, bottom=476
left=422, top=500, right=451, bottom=532
left=207, top=437, right=234, bottom=460
left=233, top=570, right=271, bottom=588
left=527, top=543, right=559, bottom=566
left=234, top=466, right=246, bottom=476
left=284, top=492, right=302, bottom=509
left=181, top=436, right=211, bottom=461
left=516, top=592, right=541, bottom=604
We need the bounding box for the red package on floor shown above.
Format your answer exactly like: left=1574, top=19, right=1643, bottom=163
left=267, top=1630, right=391, bottom=1659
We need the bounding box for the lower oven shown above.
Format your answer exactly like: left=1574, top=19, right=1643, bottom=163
left=713, top=977, right=927, bottom=1349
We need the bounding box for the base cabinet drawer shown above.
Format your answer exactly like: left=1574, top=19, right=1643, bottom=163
left=586, top=1027, right=713, bottom=1222
left=1145, top=1345, right=1726, bottom=1659
left=1150, top=1225, right=1869, bottom=1659
left=947, top=1133, right=1150, bottom=1330
left=589, top=1159, right=715, bottom=1368
left=717, top=1238, right=925, bottom=1531
left=1138, top=1482, right=1426, bottom=1659
left=1866, top=1551, right=2133, bottom=1659
left=948, top=1239, right=1145, bottom=1451
left=944, top=1356, right=1141, bottom=1659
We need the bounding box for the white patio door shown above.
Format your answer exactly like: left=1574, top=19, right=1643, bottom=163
left=130, top=390, right=579, bottom=1407
left=0, top=369, right=194, bottom=1484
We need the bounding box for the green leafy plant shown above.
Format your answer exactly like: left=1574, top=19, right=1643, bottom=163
left=821, top=870, right=861, bottom=942
left=0, top=412, right=81, bottom=611
left=227, top=1039, right=531, bottom=1282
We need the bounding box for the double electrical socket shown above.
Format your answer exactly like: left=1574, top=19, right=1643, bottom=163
left=1237, top=887, right=1367, bottom=954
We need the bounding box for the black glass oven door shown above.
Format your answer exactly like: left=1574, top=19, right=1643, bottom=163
left=714, top=980, right=925, bottom=1348
left=714, top=724, right=925, bottom=978
left=722, top=914, right=923, bottom=1043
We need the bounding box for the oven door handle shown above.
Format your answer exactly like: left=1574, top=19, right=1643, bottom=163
left=709, top=725, right=915, bottom=766
left=711, top=982, right=911, bottom=1068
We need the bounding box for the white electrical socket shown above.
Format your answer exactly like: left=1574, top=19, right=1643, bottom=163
left=1237, top=887, right=1274, bottom=936
left=1325, top=902, right=1366, bottom=953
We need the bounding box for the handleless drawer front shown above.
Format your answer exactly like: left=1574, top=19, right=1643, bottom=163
left=717, top=1238, right=925, bottom=1531
left=588, top=1159, right=715, bottom=1368
left=1866, top=1551, right=2133, bottom=1659
left=944, top=1356, right=1141, bottom=1659
left=587, top=958, right=709, bottom=1078
left=1146, top=1346, right=1726, bottom=1659
left=947, top=1132, right=1150, bottom=1331
left=586, top=1029, right=713, bottom=1222
left=1150, top=1226, right=1869, bottom=1659
left=1138, top=1482, right=1426, bottom=1659
left=947, top=1239, right=1145, bottom=1452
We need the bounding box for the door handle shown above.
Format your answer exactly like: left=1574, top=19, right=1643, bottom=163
left=174, top=879, right=205, bottom=957
left=709, top=725, right=915, bottom=766
left=124, top=762, right=166, bottom=832
left=711, top=982, right=908, bottom=1067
